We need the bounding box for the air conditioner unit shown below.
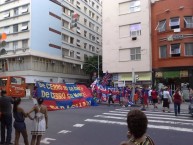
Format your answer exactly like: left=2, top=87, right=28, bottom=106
left=132, top=37, right=137, bottom=40
left=174, top=28, right=181, bottom=32
left=72, top=64, right=76, bottom=67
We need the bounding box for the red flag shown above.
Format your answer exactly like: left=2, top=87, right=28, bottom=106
left=101, top=71, right=111, bottom=86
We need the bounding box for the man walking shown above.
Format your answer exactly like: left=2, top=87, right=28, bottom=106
left=0, top=90, right=14, bottom=145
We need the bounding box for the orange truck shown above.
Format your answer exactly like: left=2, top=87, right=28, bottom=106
left=0, top=76, right=26, bottom=98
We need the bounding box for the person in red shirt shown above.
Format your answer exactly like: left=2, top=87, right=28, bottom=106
left=172, top=88, right=183, bottom=116
left=151, top=87, right=158, bottom=109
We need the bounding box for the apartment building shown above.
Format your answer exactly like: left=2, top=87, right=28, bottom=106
left=0, top=0, right=102, bottom=88
left=151, top=0, right=193, bottom=96
left=102, top=0, right=152, bottom=87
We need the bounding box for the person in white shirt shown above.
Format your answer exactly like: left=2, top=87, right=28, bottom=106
left=162, top=86, right=172, bottom=112
left=148, top=88, right=152, bottom=105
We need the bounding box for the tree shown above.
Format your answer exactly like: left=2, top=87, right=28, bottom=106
left=82, top=55, right=103, bottom=82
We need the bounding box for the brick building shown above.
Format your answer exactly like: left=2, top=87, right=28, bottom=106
left=151, top=0, right=193, bottom=97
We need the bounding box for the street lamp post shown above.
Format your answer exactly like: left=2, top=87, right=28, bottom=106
left=97, top=54, right=99, bottom=79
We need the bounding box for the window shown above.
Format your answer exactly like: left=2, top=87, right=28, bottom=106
left=96, top=5, right=99, bottom=11
left=92, top=2, right=95, bottom=7
left=69, top=0, right=74, bottom=5
left=89, top=10, right=92, bottom=17
left=70, top=37, right=74, bottom=44
left=76, top=52, right=81, bottom=59
left=13, top=24, right=18, bottom=33
left=170, top=17, right=180, bottom=29
left=96, top=37, right=99, bottom=43
left=22, top=39, right=28, bottom=48
left=13, top=41, right=18, bottom=50
left=21, top=22, right=28, bottom=31
left=129, top=0, right=140, bottom=13
left=159, top=45, right=167, bottom=58
left=62, top=34, right=69, bottom=42
left=63, top=7, right=71, bottom=16
left=62, top=48, right=69, bottom=57
left=76, top=39, right=81, bottom=47
left=89, top=22, right=95, bottom=30
left=92, top=35, right=95, bottom=41
left=130, top=47, right=141, bottom=60
left=62, top=20, right=70, bottom=28
left=21, top=5, right=28, bottom=13
left=4, top=26, right=10, bottom=34
left=84, top=54, right=88, bottom=60
left=157, top=20, right=166, bottom=32
left=69, top=50, right=74, bottom=57
left=89, top=45, right=92, bottom=51
left=76, top=1, right=81, bottom=9
left=13, top=8, right=19, bottom=16
left=84, top=7, right=87, bottom=13
left=3, top=11, right=10, bottom=18
left=84, top=43, right=87, bottom=49
left=185, top=43, right=193, bottom=56
left=96, top=26, right=99, bottom=33
left=76, top=27, right=81, bottom=34
left=84, top=30, right=87, bottom=37
left=170, top=43, right=180, bottom=57
left=130, top=23, right=141, bottom=37
left=92, top=46, right=95, bottom=52
left=184, top=16, right=193, bottom=28
left=84, top=18, right=87, bottom=25
left=96, top=16, right=99, bottom=22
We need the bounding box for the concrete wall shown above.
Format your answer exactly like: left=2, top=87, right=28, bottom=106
left=30, top=0, right=62, bottom=56
left=102, top=0, right=152, bottom=74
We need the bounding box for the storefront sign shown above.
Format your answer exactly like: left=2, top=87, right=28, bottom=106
left=180, top=70, right=188, bottom=77
left=167, top=34, right=184, bottom=41
left=163, top=71, right=180, bottom=78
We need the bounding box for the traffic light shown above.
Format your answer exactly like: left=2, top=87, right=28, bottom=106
left=135, top=75, right=139, bottom=82
left=0, top=33, right=7, bottom=55
left=70, top=13, right=79, bottom=28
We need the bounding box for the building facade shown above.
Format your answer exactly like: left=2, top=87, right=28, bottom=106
left=0, top=0, right=102, bottom=89
left=102, top=0, right=152, bottom=87
left=151, top=0, right=193, bottom=96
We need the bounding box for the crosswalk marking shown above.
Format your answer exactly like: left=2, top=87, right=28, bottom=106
left=94, top=115, right=193, bottom=126
left=85, top=119, right=193, bottom=133
left=84, top=108, right=193, bottom=133
left=102, top=112, right=193, bottom=122
left=109, top=111, right=190, bottom=118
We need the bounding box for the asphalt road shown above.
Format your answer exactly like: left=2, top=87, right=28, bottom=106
left=3, top=99, right=193, bottom=145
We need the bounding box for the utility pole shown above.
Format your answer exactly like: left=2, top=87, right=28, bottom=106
left=131, top=68, right=135, bottom=102
left=97, top=54, right=99, bottom=79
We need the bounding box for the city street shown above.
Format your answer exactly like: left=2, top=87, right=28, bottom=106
left=10, top=99, right=192, bottom=145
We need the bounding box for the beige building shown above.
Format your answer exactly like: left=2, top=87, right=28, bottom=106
left=102, top=0, right=152, bottom=86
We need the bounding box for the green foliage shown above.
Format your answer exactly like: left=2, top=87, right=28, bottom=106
left=82, top=55, right=103, bottom=78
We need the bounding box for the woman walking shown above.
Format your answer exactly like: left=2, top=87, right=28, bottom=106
left=172, top=88, right=183, bottom=116
left=28, top=98, right=48, bottom=145
left=162, top=86, right=172, bottom=112
left=13, top=98, right=32, bottom=145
